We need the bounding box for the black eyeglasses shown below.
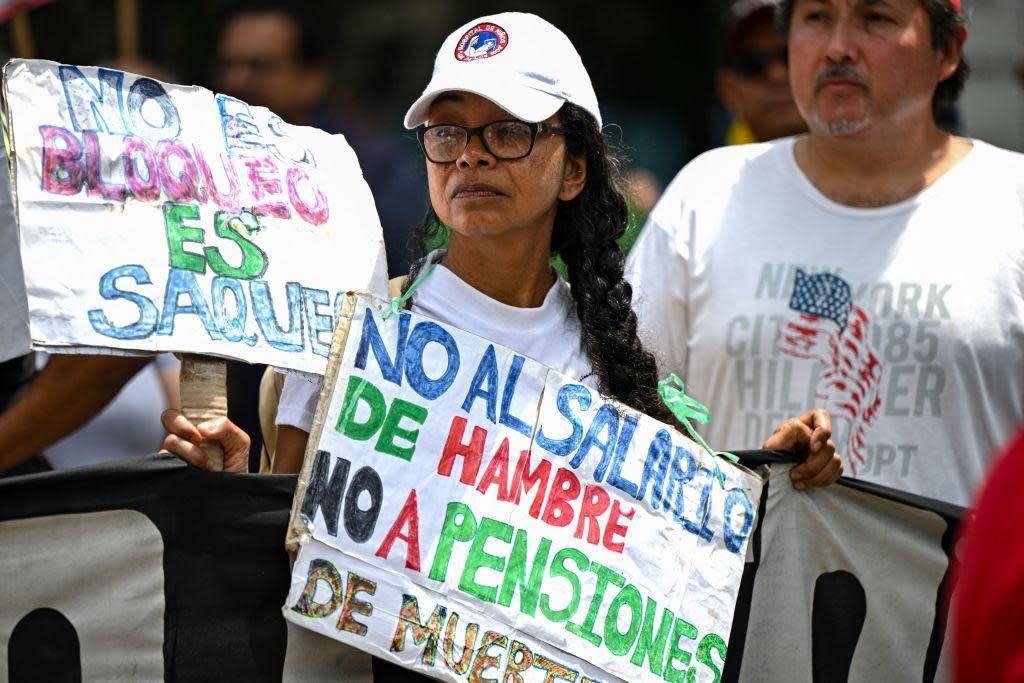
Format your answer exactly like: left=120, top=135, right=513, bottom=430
left=417, top=120, right=567, bottom=163
left=728, top=47, right=788, bottom=78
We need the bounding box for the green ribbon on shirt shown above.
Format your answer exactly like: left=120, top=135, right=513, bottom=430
left=658, top=374, right=739, bottom=487
left=383, top=263, right=437, bottom=320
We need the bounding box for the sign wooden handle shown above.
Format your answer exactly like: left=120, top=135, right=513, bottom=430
left=179, top=354, right=228, bottom=471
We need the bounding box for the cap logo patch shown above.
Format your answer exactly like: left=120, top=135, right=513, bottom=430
left=454, top=23, right=508, bottom=61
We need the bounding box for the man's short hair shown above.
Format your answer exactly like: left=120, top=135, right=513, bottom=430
left=776, top=0, right=970, bottom=120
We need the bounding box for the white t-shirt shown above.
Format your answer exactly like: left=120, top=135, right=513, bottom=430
left=276, top=254, right=593, bottom=432
left=625, top=137, right=1024, bottom=506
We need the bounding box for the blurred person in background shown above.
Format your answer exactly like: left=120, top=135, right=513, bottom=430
left=215, top=4, right=328, bottom=133
left=626, top=0, right=1024, bottom=506
left=716, top=0, right=807, bottom=145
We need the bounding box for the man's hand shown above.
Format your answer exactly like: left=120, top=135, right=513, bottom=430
left=160, top=409, right=250, bottom=473
left=764, top=409, right=842, bottom=490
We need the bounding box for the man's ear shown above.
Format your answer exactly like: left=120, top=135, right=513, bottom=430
left=559, top=152, right=587, bottom=202
left=938, top=25, right=967, bottom=84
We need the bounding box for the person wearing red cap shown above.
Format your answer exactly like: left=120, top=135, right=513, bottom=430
left=717, top=0, right=807, bottom=144
left=626, top=0, right=1024, bottom=506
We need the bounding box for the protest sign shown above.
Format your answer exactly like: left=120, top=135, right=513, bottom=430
left=283, top=293, right=764, bottom=682
left=2, top=59, right=388, bottom=375
left=0, top=133, right=30, bottom=364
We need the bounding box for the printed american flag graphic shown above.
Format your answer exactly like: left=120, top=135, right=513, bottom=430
left=778, top=270, right=882, bottom=474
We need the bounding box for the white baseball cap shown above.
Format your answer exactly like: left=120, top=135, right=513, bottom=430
left=403, top=12, right=601, bottom=130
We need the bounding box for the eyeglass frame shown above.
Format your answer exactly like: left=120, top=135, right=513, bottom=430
left=416, top=120, right=568, bottom=163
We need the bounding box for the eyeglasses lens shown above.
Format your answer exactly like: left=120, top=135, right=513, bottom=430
left=422, top=121, right=535, bottom=162
left=483, top=122, right=533, bottom=159
left=423, top=126, right=466, bottom=163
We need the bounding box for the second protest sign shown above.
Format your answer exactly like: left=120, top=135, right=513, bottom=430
left=3, top=59, right=387, bottom=375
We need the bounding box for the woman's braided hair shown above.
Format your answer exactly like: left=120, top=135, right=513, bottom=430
left=406, top=102, right=675, bottom=423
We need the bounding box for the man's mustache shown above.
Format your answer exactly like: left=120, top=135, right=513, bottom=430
left=815, top=64, right=869, bottom=91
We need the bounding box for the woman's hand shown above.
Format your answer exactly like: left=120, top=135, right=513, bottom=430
left=160, top=409, right=251, bottom=473
left=763, top=409, right=842, bottom=490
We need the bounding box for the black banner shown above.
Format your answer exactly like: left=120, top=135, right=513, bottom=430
left=0, top=452, right=962, bottom=682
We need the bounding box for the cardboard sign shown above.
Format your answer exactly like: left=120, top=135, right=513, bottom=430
left=283, top=293, right=763, bottom=682
left=2, top=59, right=388, bottom=374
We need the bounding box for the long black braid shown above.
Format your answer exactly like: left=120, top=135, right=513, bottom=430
left=405, top=103, right=674, bottom=423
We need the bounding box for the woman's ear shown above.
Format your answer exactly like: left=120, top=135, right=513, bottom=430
left=559, top=153, right=587, bottom=202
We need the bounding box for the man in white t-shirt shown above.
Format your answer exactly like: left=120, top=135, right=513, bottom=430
left=626, top=0, right=1024, bottom=506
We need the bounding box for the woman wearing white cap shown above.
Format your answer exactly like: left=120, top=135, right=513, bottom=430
left=162, top=12, right=840, bottom=489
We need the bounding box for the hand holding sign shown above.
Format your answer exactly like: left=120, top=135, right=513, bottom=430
left=763, top=409, right=842, bottom=490
left=160, top=408, right=250, bottom=472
